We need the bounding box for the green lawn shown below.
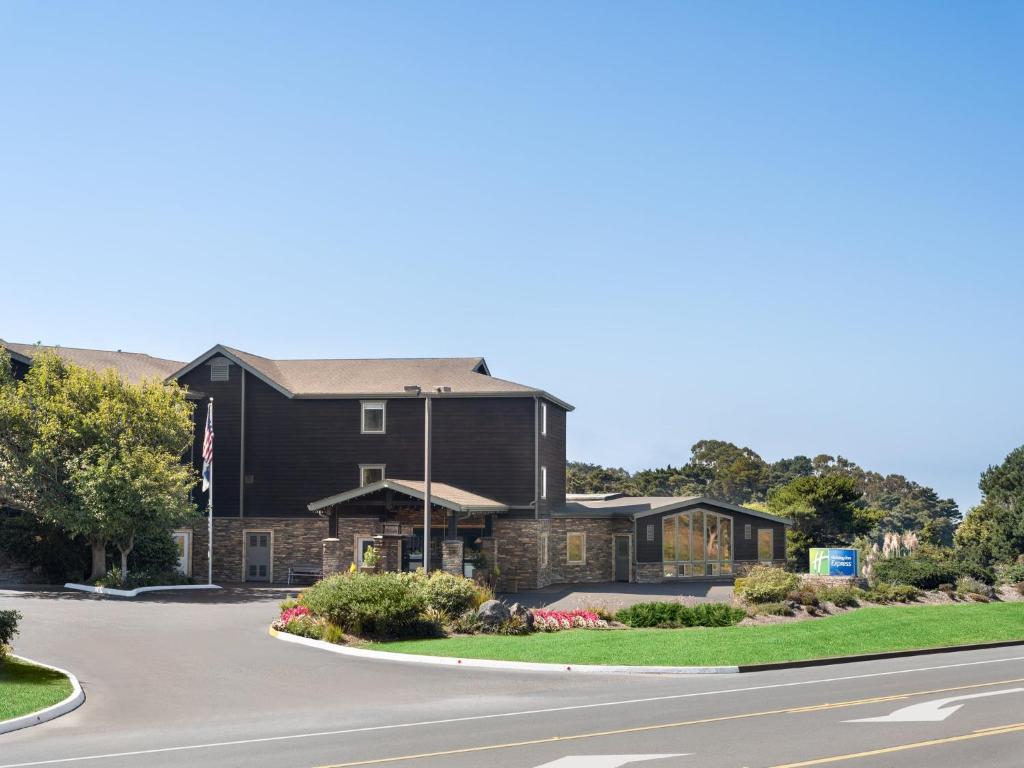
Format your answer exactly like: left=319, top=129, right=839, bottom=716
left=0, top=657, right=74, bottom=722
left=372, top=603, right=1024, bottom=667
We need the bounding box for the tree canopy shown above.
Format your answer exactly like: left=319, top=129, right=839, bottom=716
left=568, top=439, right=959, bottom=545
left=0, top=351, right=197, bottom=580
left=955, top=446, right=1024, bottom=569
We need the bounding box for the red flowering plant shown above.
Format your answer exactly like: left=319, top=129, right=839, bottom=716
left=273, top=604, right=327, bottom=639
left=531, top=609, right=608, bottom=632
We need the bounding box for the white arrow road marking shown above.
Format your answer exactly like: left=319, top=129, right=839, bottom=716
left=847, top=687, right=1024, bottom=723
left=533, top=756, right=688, bottom=768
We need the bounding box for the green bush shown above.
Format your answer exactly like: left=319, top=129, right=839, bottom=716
left=125, top=531, right=181, bottom=575
left=0, top=609, right=20, bottom=661
left=752, top=602, right=793, bottom=617
left=995, top=561, right=1024, bottom=586
left=817, top=586, right=862, bottom=608
left=787, top=588, right=820, bottom=607
left=421, top=571, right=482, bottom=617
left=615, top=602, right=746, bottom=628
left=956, top=576, right=995, bottom=599
left=302, top=572, right=427, bottom=638
left=872, top=555, right=961, bottom=590
left=735, top=566, right=800, bottom=603
left=0, top=513, right=89, bottom=582
left=95, top=566, right=190, bottom=589
left=865, top=583, right=921, bottom=603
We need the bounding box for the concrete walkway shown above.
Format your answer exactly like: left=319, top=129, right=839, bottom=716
left=502, top=580, right=735, bottom=611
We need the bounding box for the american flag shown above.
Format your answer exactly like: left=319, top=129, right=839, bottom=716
left=201, top=402, right=214, bottom=492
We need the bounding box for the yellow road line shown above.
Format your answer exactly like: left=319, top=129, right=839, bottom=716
left=314, top=677, right=1024, bottom=768
left=766, top=722, right=1024, bottom=767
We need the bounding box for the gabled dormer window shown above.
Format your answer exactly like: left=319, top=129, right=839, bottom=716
left=361, top=401, right=386, bottom=434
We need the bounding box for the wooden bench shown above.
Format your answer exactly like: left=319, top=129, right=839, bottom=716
left=286, top=564, right=322, bottom=586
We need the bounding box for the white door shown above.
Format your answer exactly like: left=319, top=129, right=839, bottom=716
left=172, top=531, right=192, bottom=577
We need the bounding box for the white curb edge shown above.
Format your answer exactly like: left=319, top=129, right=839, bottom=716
left=64, top=583, right=222, bottom=598
left=268, top=627, right=739, bottom=675
left=0, top=655, right=85, bottom=735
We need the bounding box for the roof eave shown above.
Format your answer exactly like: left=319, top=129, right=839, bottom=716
left=631, top=496, right=794, bottom=525
left=307, top=479, right=509, bottom=514
left=166, top=344, right=295, bottom=400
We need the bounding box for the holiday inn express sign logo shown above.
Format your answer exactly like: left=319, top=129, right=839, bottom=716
left=810, top=548, right=858, bottom=577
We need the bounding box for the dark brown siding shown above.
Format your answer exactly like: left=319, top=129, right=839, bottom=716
left=179, top=360, right=243, bottom=518
left=10, top=359, right=29, bottom=380
left=634, top=505, right=787, bottom=563
left=537, top=401, right=567, bottom=516
left=183, top=365, right=541, bottom=519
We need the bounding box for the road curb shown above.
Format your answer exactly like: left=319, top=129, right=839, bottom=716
left=64, top=583, right=222, bottom=598
left=0, top=655, right=85, bottom=735
left=270, top=626, right=1024, bottom=675
left=736, top=639, right=1024, bottom=672
left=268, top=627, right=740, bottom=674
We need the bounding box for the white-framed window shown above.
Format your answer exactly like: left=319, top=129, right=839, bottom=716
left=361, top=401, right=386, bottom=434
left=355, top=537, right=376, bottom=567
left=540, top=533, right=549, bottom=567
left=540, top=402, right=548, bottom=436
left=661, top=510, right=733, bottom=577
left=566, top=532, right=586, bottom=564
left=360, top=464, right=385, bottom=486
left=541, top=465, right=548, bottom=499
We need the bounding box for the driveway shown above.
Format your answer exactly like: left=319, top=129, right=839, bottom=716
left=502, top=580, right=735, bottom=611
left=3, top=586, right=1024, bottom=768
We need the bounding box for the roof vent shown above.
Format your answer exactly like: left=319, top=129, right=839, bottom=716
left=209, top=357, right=231, bottom=382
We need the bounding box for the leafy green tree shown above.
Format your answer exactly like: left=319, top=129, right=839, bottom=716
left=566, top=462, right=632, bottom=495
left=0, top=351, right=197, bottom=580
left=955, top=446, right=1024, bottom=568
left=766, top=475, right=866, bottom=569
left=688, top=439, right=769, bottom=503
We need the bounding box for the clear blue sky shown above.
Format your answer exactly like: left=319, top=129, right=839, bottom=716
left=3, top=3, right=1021, bottom=510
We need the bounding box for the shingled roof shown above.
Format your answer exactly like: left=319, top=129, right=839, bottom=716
left=170, top=344, right=573, bottom=408
left=1, top=341, right=184, bottom=385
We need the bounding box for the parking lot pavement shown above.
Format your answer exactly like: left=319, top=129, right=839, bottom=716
left=3, top=586, right=1024, bottom=768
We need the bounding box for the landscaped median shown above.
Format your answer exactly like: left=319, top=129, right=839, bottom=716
left=1, top=610, right=83, bottom=734
left=268, top=567, right=1024, bottom=672
left=371, top=602, right=1024, bottom=667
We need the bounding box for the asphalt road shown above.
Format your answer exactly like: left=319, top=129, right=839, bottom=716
left=2, top=587, right=1024, bottom=768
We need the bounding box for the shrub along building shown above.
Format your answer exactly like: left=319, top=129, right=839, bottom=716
left=2, top=340, right=791, bottom=589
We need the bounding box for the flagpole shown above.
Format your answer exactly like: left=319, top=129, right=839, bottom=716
left=208, top=397, right=214, bottom=586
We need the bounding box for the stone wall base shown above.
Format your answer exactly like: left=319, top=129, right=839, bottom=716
left=800, top=574, right=869, bottom=589
left=191, top=517, right=329, bottom=584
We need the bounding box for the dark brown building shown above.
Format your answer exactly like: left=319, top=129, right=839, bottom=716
left=2, top=340, right=791, bottom=589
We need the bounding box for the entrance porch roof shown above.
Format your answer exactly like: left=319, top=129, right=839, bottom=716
left=307, top=479, right=510, bottom=514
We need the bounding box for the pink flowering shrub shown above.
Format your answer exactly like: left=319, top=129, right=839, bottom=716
left=279, top=606, right=311, bottom=624
left=531, top=609, right=608, bottom=632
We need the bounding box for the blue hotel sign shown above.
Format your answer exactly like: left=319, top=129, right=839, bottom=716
left=810, top=548, right=858, bottom=577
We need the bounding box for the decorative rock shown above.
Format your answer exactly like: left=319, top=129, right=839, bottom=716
left=477, top=599, right=511, bottom=627
left=509, top=602, right=534, bottom=629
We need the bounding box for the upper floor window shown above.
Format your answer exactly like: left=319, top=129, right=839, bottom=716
left=541, top=465, right=548, bottom=499
left=360, top=464, right=385, bottom=486
left=361, top=401, right=386, bottom=434
left=540, top=402, right=548, bottom=436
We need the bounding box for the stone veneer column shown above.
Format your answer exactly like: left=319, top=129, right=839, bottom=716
left=441, top=539, right=464, bottom=576
left=373, top=535, right=402, bottom=572
left=322, top=538, right=342, bottom=577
